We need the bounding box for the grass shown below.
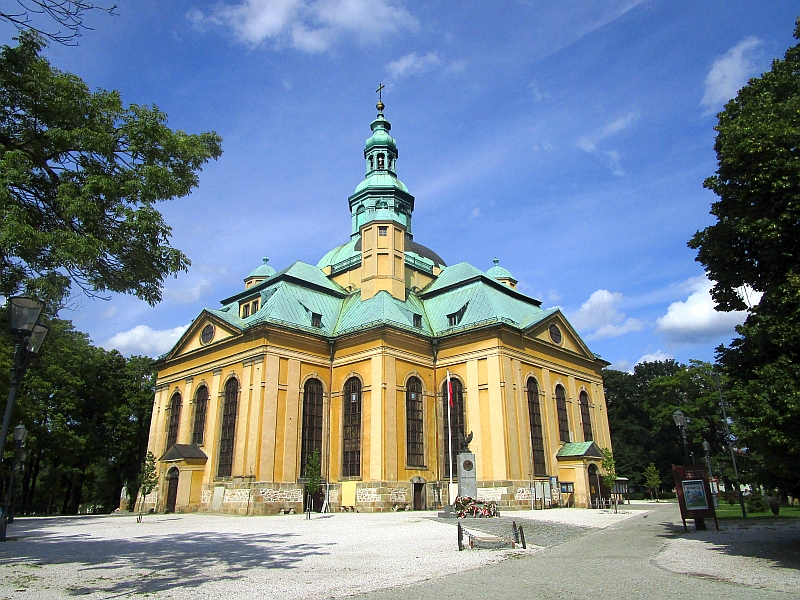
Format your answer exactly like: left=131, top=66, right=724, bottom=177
left=714, top=502, right=800, bottom=520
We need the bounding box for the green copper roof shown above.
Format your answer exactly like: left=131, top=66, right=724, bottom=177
left=317, top=239, right=360, bottom=270
left=353, top=172, right=409, bottom=195
left=334, top=290, right=432, bottom=336
left=486, top=258, right=515, bottom=281
left=247, top=256, right=276, bottom=280
left=556, top=442, right=604, bottom=458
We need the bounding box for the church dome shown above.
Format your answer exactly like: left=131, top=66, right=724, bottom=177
left=365, top=125, right=397, bottom=151
left=487, top=258, right=514, bottom=281
left=353, top=172, right=409, bottom=195
left=247, top=256, right=276, bottom=280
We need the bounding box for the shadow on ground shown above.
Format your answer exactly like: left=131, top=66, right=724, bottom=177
left=656, top=517, right=800, bottom=571
left=0, top=517, right=332, bottom=596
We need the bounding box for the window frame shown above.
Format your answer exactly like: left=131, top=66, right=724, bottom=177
left=555, top=384, right=570, bottom=443
left=166, top=391, right=182, bottom=449
left=192, top=385, right=209, bottom=445
left=342, top=377, right=362, bottom=478
left=300, top=378, right=325, bottom=477
left=526, top=378, right=547, bottom=476
left=405, top=377, right=425, bottom=468
left=579, top=390, right=593, bottom=442
left=217, top=378, right=239, bottom=478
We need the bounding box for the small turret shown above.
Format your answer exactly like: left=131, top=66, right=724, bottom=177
left=487, top=258, right=517, bottom=289
left=244, top=256, right=276, bottom=289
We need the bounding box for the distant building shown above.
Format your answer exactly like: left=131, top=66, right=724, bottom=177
left=141, top=100, right=612, bottom=514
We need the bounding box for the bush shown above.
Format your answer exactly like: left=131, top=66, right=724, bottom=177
left=745, top=491, right=768, bottom=513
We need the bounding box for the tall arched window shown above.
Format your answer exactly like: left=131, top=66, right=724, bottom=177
left=192, top=385, right=209, bottom=445
left=442, top=378, right=465, bottom=478
left=217, top=378, right=239, bottom=477
left=301, top=378, right=324, bottom=476
left=342, top=377, right=362, bottom=478
left=555, top=385, right=570, bottom=443
left=527, top=378, right=547, bottom=476
left=406, top=377, right=424, bottom=467
left=579, top=390, right=593, bottom=442
left=166, top=391, right=181, bottom=449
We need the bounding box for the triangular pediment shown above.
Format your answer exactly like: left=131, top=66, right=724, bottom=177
left=165, top=310, right=242, bottom=360
left=525, top=310, right=596, bottom=361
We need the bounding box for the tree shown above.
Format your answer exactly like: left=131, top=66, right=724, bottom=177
left=0, top=32, right=223, bottom=308
left=137, top=451, right=157, bottom=522
left=601, top=447, right=618, bottom=513
left=688, top=18, right=800, bottom=497
left=302, top=448, right=322, bottom=517
left=644, top=463, right=661, bottom=502
left=1, top=1, right=116, bottom=45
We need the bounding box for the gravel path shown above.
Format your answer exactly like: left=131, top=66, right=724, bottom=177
left=0, top=512, right=513, bottom=599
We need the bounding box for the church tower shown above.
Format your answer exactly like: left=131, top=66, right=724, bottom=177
left=349, top=98, right=413, bottom=301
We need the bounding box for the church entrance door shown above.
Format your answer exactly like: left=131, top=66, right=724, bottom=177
left=413, top=482, right=425, bottom=510
left=166, top=467, right=179, bottom=513
left=588, top=464, right=601, bottom=508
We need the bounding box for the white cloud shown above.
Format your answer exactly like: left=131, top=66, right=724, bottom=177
left=104, top=324, right=190, bottom=357
left=568, top=289, right=642, bottom=340
left=163, top=278, right=214, bottom=304
left=469, top=206, right=481, bottom=218
left=385, top=52, right=441, bottom=82
left=701, top=37, right=763, bottom=112
left=190, top=0, right=418, bottom=53
left=577, top=111, right=639, bottom=153
left=608, top=359, right=632, bottom=372
left=656, top=275, right=754, bottom=344
left=635, top=351, right=673, bottom=365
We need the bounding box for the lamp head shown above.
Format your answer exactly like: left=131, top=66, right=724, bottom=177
left=672, top=410, right=686, bottom=428
left=8, top=297, right=43, bottom=335
left=13, top=423, right=27, bottom=443
left=702, top=440, right=711, bottom=453
left=26, top=324, right=49, bottom=355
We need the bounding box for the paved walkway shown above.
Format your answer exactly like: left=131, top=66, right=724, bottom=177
left=358, top=503, right=797, bottom=599
left=0, top=503, right=796, bottom=599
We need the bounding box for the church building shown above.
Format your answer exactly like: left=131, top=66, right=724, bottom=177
left=142, top=98, right=613, bottom=515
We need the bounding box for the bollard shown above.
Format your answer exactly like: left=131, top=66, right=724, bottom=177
left=457, top=522, right=464, bottom=551
left=518, top=526, right=526, bottom=549
left=512, top=520, right=519, bottom=543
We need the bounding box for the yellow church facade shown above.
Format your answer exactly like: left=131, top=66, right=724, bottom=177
left=141, top=100, right=612, bottom=515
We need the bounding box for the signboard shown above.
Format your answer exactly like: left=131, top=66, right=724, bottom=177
left=672, top=465, right=718, bottom=531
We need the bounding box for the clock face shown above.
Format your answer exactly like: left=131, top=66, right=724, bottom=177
left=200, top=324, right=215, bottom=345
left=549, top=324, right=562, bottom=345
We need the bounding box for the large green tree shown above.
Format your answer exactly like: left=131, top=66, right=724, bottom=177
left=688, top=18, right=800, bottom=496
left=0, top=32, right=222, bottom=307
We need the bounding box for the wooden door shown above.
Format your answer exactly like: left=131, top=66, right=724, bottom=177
left=166, top=468, right=179, bottom=513
left=413, top=483, right=424, bottom=510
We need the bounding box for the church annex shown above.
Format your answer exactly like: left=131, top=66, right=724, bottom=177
left=142, top=98, right=613, bottom=514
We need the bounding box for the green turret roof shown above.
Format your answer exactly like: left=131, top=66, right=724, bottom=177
left=486, top=257, right=515, bottom=281
left=246, top=256, right=276, bottom=280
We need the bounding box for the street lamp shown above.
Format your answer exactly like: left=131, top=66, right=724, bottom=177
left=5, top=424, right=27, bottom=525
left=673, top=410, right=690, bottom=464
left=1, top=297, right=48, bottom=541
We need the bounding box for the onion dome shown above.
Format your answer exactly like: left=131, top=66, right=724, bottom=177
left=487, top=258, right=517, bottom=289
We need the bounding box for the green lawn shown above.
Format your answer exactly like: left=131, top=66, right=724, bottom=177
left=714, top=502, right=800, bottom=519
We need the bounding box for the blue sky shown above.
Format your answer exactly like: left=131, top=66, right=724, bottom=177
left=3, top=1, right=796, bottom=370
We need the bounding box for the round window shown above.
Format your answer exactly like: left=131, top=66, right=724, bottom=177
left=200, top=324, right=215, bottom=345
left=549, top=324, right=562, bottom=345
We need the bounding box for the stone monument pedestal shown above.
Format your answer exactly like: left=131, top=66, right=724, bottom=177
left=457, top=452, right=477, bottom=499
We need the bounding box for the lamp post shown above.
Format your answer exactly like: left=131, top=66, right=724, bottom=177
left=1, top=297, right=48, bottom=541
left=5, top=424, right=27, bottom=525
left=713, top=370, right=746, bottom=518
left=672, top=410, right=690, bottom=464
left=702, top=440, right=717, bottom=507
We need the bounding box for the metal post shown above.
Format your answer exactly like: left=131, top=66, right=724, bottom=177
left=714, top=371, right=746, bottom=518
left=679, top=425, right=690, bottom=464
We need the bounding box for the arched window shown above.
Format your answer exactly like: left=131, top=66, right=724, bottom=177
left=527, top=378, right=546, bottom=476
left=301, top=378, right=324, bottom=476
left=377, top=153, right=385, bottom=169
left=342, top=377, right=362, bottom=477
left=442, top=378, right=465, bottom=478
left=217, top=378, right=239, bottom=477
left=555, top=385, right=570, bottom=443
left=368, top=156, right=374, bottom=171
left=192, top=385, right=209, bottom=445
left=580, top=390, right=593, bottom=442
left=406, top=377, right=424, bottom=467
left=166, top=391, right=181, bottom=449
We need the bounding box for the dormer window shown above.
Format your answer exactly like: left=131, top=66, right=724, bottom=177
left=447, top=303, right=468, bottom=328
left=413, top=314, right=422, bottom=328
left=311, top=313, right=322, bottom=328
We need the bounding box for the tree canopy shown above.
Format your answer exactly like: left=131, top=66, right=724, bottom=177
left=689, top=18, right=800, bottom=496
left=0, top=32, right=222, bottom=307
left=0, top=314, right=155, bottom=514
